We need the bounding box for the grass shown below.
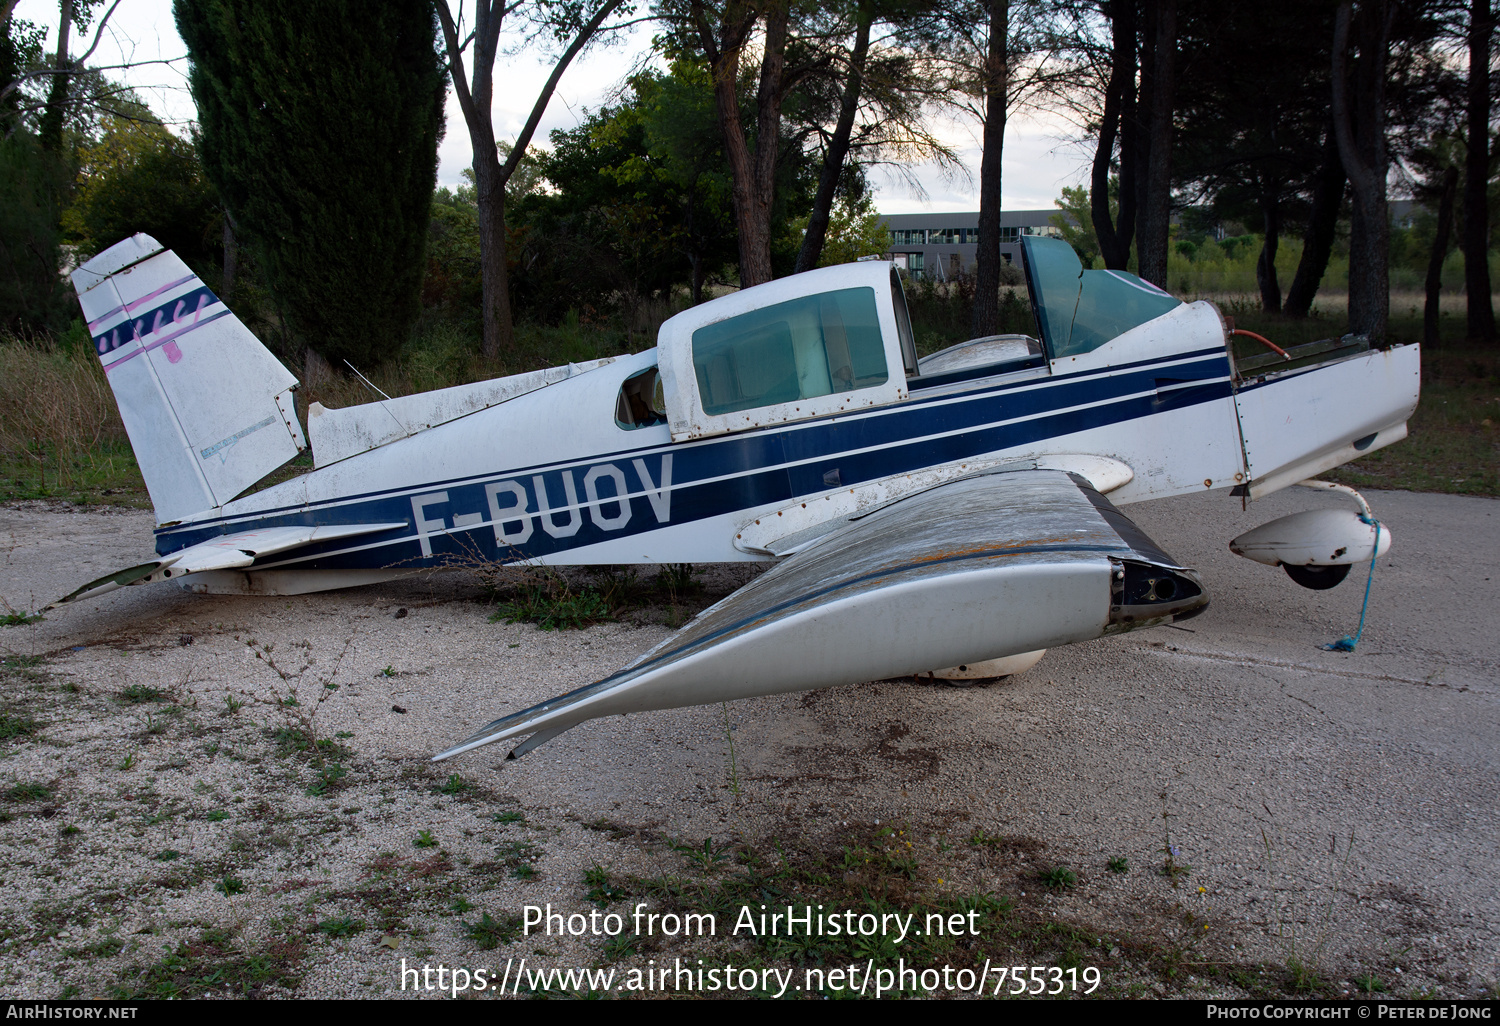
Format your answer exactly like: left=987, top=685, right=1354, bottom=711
left=111, top=928, right=301, bottom=998
left=489, top=574, right=616, bottom=631
left=465, top=912, right=522, bottom=951
left=5, top=782, right=50, bottom=801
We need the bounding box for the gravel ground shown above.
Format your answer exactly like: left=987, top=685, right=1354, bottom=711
left=0, top=486, right=1495, bottom=1000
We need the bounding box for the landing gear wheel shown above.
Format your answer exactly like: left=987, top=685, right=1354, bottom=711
left=1282, top=563, right=1351, bottom=590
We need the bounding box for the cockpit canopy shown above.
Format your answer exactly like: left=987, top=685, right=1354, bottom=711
left=1021, top=235, right=1182, bottom=359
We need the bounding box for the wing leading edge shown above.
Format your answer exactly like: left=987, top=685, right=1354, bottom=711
left=435, top=468, right=1207, bottom=762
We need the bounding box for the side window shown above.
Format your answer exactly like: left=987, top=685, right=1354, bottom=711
left=616, top=367, right=668, bottom=429
left=691, top=287, right=887, bottom=416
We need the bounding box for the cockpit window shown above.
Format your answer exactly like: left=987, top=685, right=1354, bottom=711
left=1021, top=236, right=1181, bottom=358
left=691, top=287, right=887, bottom=416
left=616, top=366, right=668, bottom=429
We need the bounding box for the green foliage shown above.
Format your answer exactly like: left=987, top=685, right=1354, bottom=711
left=1051, top=185, right=1100, bottom=269
left=4, top=782, right=50, bottom=801
left=798, top=191, right=889, bottom=267
left=176, top=0, right=446, bottom=367
left=0, top=132, right=70, bottom=332
left=490, top=574, right=616, bottom=631
left=465, top=912, right=522, bottom=951
left=62, top=117, right=220, bottom=279
left=316, top=917, right=364, bottom=939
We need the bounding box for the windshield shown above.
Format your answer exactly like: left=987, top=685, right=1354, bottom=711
left=1021, top=236, right=1181, bottom=358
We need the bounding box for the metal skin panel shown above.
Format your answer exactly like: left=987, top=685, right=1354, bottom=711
left=1234, top=344, right=1421, bottom=499
left=306, top=357, right=617, bottom=468
left=655, top=262, right=910, bottom=442
left=71, top=236, right=304, bottom=523
left=435, top=469, right=1205, bottom=761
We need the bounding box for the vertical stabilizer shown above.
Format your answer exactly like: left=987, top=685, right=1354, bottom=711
left=71, top=235, right=307, bottom=524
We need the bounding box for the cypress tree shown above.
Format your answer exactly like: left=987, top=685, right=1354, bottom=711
left=175, top=0, right=446, bottom=368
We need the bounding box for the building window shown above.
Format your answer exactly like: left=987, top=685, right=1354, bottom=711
left=889, top=229, right=927, bottom=246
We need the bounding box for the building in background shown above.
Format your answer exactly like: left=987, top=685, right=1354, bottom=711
left=879, top=210, right=1066, bottom=280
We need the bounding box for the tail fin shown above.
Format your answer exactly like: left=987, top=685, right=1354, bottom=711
left=71, top=235, right=307, bottom=524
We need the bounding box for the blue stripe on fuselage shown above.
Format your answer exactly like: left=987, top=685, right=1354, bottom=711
left=155, top=348, right=1234, bottom=567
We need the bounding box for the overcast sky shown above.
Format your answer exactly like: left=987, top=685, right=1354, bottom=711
left=14, top=0, right=1093, bottom=213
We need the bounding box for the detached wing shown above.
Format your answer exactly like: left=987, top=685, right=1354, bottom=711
left=48, top=522, right=406, bottom=607
left=435, top=468, right=1206, bottom=761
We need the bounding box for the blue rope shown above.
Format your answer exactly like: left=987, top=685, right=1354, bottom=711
left=1323, top=516, right=1380, bottom=652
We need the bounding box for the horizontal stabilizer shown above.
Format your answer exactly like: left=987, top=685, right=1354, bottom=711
left=48, top=522, right=406, bottom=607
left=435, top=468, right=1205, bottom=761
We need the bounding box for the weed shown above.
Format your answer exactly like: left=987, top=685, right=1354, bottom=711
left=490, top=570, right=615, bottom=631
left=306, top=762, right=347, bottom=797
left=119, top=684, right=167, bottom=704
left=1354, top=972, right=1386, bottom=994
left=450, top=897, right=475, bottom=914
left=1108, top=856, right=1130, bottom=874
left=511, top=865, right=538, bottom=880
left=720, top=702, right=741, bottom=796
left=215, top=876, right=245, bottom=896
left=117, top=753, right=136, bottom=771
left=414, top=830, right=438, bottom=849
left=438, top=773, right=470, bottom=796
left=655, top=562, right=700, bottom=602
left=670, top=836, right=732, bottom=871
left=584, top=866, right=625, bottom=906
left=206, top=810, right=229, bottom=822
left=61, top=824, right=80, bottom=836
left=1286, top=956, right=1323, bottom=994
left=602, top=932, right=638, bottom=961
left=221, top=693, right=244, bottom=716
left=0, top=610, right=42, bottom=626
left=154, top=850, right=180, bottom=861
left=491, top=810, right=525, bottom=825
left=4, top=782, right=49, bottom=801
left=466, top=912, right=522, bottom=950
left=1041, top=866, right=1078, bottom=890
left=381, top=665, right=395, bottom=677
left=0, top=712, right=39, bottom=740
left=316, top=917, right=365, bottom=939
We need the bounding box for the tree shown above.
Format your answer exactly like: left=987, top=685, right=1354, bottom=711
left=176, top=0, right=446, bottom=369
left=1051, top=183, right=1100, bottom=266
left=62, top=114, right=219, bottom=275
left=519, top=63, right=741, bottom=312
left=1332, top=0, right=1397, bottom=343
left=435, top=0, right=629, bottom=359
left=1462, top=0, right=1495, bottom=342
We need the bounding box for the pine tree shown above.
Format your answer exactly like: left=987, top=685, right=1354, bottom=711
left=175, top=0, right=446, bottom=368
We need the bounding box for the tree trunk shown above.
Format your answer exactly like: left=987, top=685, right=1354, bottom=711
left=38, top=0, right=70, bottom=152
left=971, top=0, right=1008, bottom=337
left=1284, top=125, right=1346, bottom=318
left=795, top=8, right=871, bottom=274
left=1464, top=0, right=1495, bottom=342
left=1092, top=0, right=1137, bottom=271
left=704, top=0, right=788, bottom=288
left=1137, top=0, right=1175, bottom=287
left=1331, top=0, right=1392, bottom=344
left=474, top=149, right=514, bottom=359
left=1256, top=192, right=1281, bottom=313
left=438, top=0, right=621, bottom=358
left=1425, top=165, right=1459, bottom=347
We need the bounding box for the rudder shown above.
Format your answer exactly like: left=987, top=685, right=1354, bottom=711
left=71, top=234, right=306, bottom=524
